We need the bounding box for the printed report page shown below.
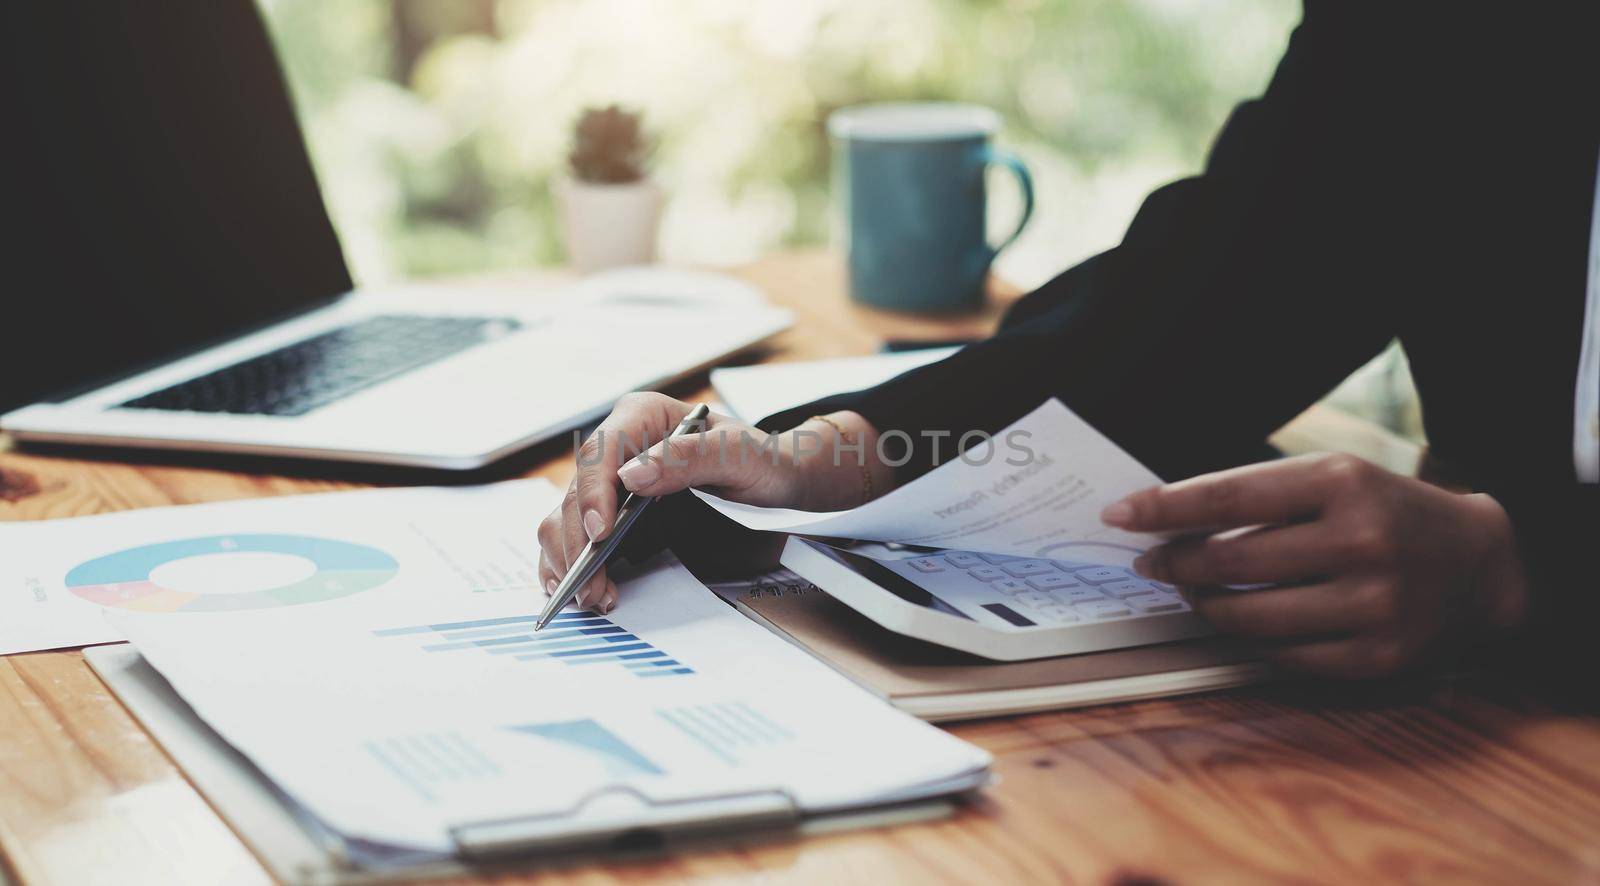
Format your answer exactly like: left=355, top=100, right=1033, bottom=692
left=103, top=481, right=989, bottom=854
left=697, top=398, right=1166, bottom=567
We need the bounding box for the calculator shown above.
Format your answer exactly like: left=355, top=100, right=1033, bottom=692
left=780, top=538, right=1212, bottom=661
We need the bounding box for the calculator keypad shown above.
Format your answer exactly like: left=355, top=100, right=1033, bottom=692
left=882, top=549, right=1189, bottom=630
left=1000, top=560, right=1056, bottom=577
left=1025, top=573, right=1077, bottom=591
left=1072, top=567, right=1126, bottom=585
left=1101, top=579, right=1163, bottom=598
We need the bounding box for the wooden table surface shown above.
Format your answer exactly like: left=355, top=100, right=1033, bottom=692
left=3, top=252, right=1598, bottom=885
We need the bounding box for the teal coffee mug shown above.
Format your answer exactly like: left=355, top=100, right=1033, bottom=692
left=829, top=102, right=1033, bottom=312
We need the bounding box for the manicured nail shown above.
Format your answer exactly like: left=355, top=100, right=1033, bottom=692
left=1101, top=501, right=1134, bottom=527
left=544, top=578, right=556, bottom=596
left=583, top=509, right=606, bottom=541
left=617, top=457, right=659, bottom=490
left=1132, top=552, right=1165, bottom=582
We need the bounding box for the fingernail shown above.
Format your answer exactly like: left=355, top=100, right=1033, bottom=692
left=617, top=457, right=659, bottom=490
left=582, top=510, right=606, bottom=541
left=602, top=596, right=616, bottom=614
left=1133, top=552, right=1165, bottom=582
left=544, top=578, right=556, bottom=596
left=1101, top=501, right=1134, bottom=527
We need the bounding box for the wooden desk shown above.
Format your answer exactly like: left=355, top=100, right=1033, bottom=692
left=2, top=253, right=1595, bottom=885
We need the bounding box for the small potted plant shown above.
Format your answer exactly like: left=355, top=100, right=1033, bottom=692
left=555, top=105, right=661, bottom=273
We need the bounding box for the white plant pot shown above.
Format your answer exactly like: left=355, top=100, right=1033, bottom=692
left=555, top=177, right=663, bottom=274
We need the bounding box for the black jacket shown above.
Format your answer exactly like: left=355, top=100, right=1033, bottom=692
left=765, top=3, right=1600, bottom=667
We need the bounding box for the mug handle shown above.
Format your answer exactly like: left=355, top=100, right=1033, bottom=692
left=982, top=146, right=1034, bottom=257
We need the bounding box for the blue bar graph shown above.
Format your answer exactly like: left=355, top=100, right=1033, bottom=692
left=373, top=611, right=694, bottom=679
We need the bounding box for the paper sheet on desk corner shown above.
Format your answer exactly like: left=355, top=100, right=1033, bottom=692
left=711, top=347, right=960, bottom=423
left=0, top=479, right=561, bottom=656
left=694, top=399, right=1165, bottom=566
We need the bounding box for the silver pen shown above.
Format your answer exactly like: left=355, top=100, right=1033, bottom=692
left=534, top=403, right=711, bottom=631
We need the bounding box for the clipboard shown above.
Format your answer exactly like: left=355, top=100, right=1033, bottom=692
left=85, top=644, right=972, bottom=885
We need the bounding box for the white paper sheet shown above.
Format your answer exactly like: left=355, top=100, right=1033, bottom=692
left=695, top=399, right=1165, bottom=566
left=98, top=480, right=988, bottom=854
left=710, top=347, right=960, bottom=423
left=0, top=483, right=558, bottom=655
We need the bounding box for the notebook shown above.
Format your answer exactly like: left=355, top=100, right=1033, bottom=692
left=707, top=570, right=1269, bottom=722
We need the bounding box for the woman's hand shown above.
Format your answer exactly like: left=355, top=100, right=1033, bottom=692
left=537, top=392, right=888, bottom=614
left=1102, top=453, right=1530, bottom=678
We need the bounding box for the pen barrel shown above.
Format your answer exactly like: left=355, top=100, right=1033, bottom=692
left=674, top=403, right=711, bottom=437
left=539, top=403, right=707, bottom=627
left=558, top=496, right=654, bottom=599
left=609, top=494, right=654, bottom=541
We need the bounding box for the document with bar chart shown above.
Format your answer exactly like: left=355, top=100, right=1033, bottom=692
left=372, top=611, right=697, bottom=679
left=105, top=479, right=991, bottom=857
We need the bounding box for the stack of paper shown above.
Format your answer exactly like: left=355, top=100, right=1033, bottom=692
left=6, top=480, right=989, bottom=862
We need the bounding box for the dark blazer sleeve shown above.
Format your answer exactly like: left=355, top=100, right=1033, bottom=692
left=1489, top=484, right=1600, bottom=682
left=750, top=3, right=1600, bottom=681
left=761, top=5, right=1398, bottom=483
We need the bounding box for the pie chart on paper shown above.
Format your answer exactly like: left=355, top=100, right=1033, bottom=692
left=65, top=534, right=399, bottom=613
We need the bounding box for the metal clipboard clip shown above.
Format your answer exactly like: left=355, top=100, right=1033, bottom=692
left=448, top=784, right=800, bottom=859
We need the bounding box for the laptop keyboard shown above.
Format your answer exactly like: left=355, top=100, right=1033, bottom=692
left=120, top=314, right=519, bottom=417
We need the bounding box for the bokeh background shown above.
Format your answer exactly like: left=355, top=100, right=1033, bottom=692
left=258, top=0, right=1420, bottom=437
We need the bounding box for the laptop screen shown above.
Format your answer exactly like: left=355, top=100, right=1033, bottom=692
left=0, top=1, right=353, bottom=413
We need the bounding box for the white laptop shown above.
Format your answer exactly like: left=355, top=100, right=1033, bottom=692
left=2, top=269, right=789, bottom=469
left=0, top=1, right=787, bottom=470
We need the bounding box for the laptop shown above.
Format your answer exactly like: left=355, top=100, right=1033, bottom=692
left=0, top=2, right=788, bottom=469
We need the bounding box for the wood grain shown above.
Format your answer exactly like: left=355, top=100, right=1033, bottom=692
left=2, top=252, right=1595, bottom=885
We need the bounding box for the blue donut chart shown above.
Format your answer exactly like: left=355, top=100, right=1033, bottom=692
left=66, top=534, right=399, bottom=612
